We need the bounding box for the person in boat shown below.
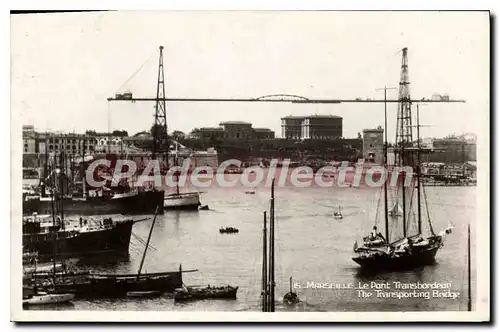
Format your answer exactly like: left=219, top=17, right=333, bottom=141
left=369, top=226, right=386, bottom=243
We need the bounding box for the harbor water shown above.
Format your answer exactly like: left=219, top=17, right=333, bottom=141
left=31, top=180, right=476, bottom=312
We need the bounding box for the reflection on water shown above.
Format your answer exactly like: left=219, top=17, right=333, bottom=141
left=25, top=185, right=476, bottom=312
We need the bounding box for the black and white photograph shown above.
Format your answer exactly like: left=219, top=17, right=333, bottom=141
left=10, top=10, right=490, bottom=322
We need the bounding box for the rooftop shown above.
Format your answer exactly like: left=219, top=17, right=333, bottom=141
left=253, top=128, right=273, bottom=132
left=200, top=127, right=224, bottom=131
left=363, top=127, right=384, bottom=133
left=219, top=121, right=252, bottom=125
left=281, top=115, right=342, bottom=120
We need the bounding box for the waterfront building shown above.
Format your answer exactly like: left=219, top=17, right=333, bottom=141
left=22, top=125, right=37, bottom=154
left=196, top=121, right=275, bottom=140
left=281, top=115, right=343, bottom=140
left=362, top=127, right=384, bottom=165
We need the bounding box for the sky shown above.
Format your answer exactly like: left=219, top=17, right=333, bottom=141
left=11, top=11, right=489, bottom=141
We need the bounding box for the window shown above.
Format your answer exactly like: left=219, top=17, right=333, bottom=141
left=24, top=148, right=28, bottom=153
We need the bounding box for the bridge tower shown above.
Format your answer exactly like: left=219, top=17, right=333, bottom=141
left=152, top=46, right=168, bottom=161
left=395, top=47, right=413, bottom=166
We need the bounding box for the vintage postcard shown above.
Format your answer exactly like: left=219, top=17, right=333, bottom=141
left=10, top=10, right=490, bottom=322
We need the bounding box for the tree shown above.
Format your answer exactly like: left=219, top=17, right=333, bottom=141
left=171, top=130, right=186, bottom=141
left=150, top=124, right=167, bottom=139
left=112, top=130, right=129, bottom=137
left=189, top=128, right=201, bottom=139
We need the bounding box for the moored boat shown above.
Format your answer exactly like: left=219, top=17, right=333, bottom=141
left=23, top=215, right=138, bottom=260
left=219, top=227, right=239, bottom=234
left=164, top=192, right=201, bottom=210
left=174, top=285, right=238, bottom=302
left=22, top=292, right=74, bottom=306
left=23, top=189, right=165, bottom=216
left=283, top=277, right=300, bottom=305
left=126, top=290, right=163, bottom=298
left=333, top=206, right=343, bottom=220
left=352, top=48, right=453, bottom=271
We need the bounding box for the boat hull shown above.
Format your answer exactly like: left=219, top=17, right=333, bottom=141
left=352, top=242, right=441, bottom=270
left=45, top=271, right=184, bottom=298
left=23, top=190, right=165, bottom=215
left=23, top=293, right=74, bottom=305
left=22, top=220, right=135, bottom=259
left=164, top=192, right=200, bottom=210
left=174, top=287, right=238, bottom=301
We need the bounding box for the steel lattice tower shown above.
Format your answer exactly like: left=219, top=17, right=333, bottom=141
left=395, top=47, right=413, bottom=166
left=152, top=46, right=168, bottom=161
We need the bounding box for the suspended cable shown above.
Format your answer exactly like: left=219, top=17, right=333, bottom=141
left=114, top=51, right=157, bottom=95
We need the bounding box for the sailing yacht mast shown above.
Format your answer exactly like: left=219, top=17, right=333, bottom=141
left=377, top=86, right=396, bottom=242
left=49, top=158, right=57, bottom=279
left=467, top=222, right=472, bottom=311
left=384, top=89, right=389, bottom=242
left=262, top=211, right=268, bottom=312
left=268, top=179, right=275, bottom=312
left=416, top=104, right=422, bottom=234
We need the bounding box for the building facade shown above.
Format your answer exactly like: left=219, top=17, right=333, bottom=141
left=197, top=121, right=275, bottom=140
left=253, top=128, right=275, bottom=140
left=362, top=127, right=384, bottom=165
left=197, top=127, right=225, bottom=140
left=38, top=132, right=98, bottom=156
left=281, top=115, right=343, bottom=140
left=430, top=137, right=477, bottom=162
left=219, top=121, right=254, bottom=139
left=22, top=125, right=37, bottom=154
left=95, top=135, right=125, bottom=153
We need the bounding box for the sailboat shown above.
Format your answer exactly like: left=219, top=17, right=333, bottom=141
left=260, top=179, right=299, bottom=312
left=388, top=201, right=403, bottom=217
left=34, top=205, right=198, bottom=298
left=23, top=163, right=75, bottom=307
left=261, top=180, right=276, bottom=312
left=283, top=276, right=300, bottom=305
left=333, top=206, right=343, bottom=219
left=352, top=48, right=453, bottom=270
left=164, top=145, right=201, bottom=210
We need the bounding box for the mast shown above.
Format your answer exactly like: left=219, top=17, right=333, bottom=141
left=175, top=144, right=180, bottom=195
left=59, top=152, right=65, bottom=230
left=48, top=158, right=57, bottom=280
left=137, top=206, right=160, bottom=281
left=262, top=211, right=268, bottom=312
left=383, top=87, right=390, bottom=242
left=416, top=104, right=422, bottom=234
left=467, top=222, right=472, bottom=311
left=268, top=178, right=275, bottom=312
left=42, top=140, right=48, bottom=197
left=376, top=86, right=396, bottom=242
left=82, top=138, right=87, bottom=197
